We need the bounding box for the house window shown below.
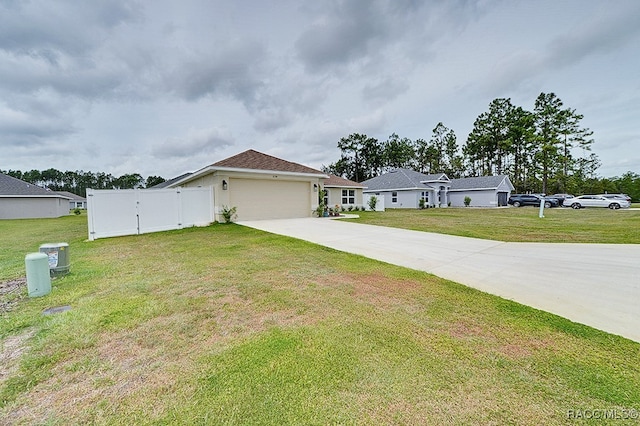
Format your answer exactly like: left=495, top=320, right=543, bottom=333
left=342, top=189, right=355, bottom=204
left=420, top=192, right=429, bottom=203
left=392, top=191, right=398, bottom=203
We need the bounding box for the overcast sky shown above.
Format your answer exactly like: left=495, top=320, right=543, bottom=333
left=1, top=0, right=639, bottom=180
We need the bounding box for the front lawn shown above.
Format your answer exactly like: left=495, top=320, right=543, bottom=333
left=348, top=207, right=640, bottom=243
left=1, top=215, right=639, bottom=424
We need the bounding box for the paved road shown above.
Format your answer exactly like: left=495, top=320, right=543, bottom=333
left=239, top=217, right=640, bottom=343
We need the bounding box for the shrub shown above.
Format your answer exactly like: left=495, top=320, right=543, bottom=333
left=464, top=196, right=471, bottom=207
left=367, top=196, right=378, bottom=211
left=220, top=205, right=237, bottom=223
left=73, top=208, right=81, bottom=215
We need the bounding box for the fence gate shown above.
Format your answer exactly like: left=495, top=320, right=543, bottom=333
left=87, top=187, right=214, bottom=240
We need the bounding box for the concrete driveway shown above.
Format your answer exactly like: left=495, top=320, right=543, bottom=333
left=239, top=217, right=640, bottom=343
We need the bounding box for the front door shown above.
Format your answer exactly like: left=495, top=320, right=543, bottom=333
left=498, top=192, right=508, bottom=206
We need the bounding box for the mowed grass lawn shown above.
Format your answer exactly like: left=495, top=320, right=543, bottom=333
left=1, top=212, right=639, bottom=425
left=348, top=206, right=640, bottom=243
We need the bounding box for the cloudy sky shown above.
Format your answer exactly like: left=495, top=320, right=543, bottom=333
left=1, top=0, right=639, bottom=180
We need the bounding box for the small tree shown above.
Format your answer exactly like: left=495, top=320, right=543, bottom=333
left=367, top=195, right=378, bottom=211
left=464, top=196, right=471, bottom=207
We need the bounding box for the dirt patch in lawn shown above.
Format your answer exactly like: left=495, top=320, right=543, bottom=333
left=0, top=277, right=27, bottom=314
left=0, top=328, right=36, bottom=384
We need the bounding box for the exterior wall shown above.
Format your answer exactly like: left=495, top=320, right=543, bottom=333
left=324, top=187, right=364, bottom=209
left=365, top=188, right=451, bottom=209
left=449, top=190, right=497, bottom=207
left=365, top=190, right=419, bottom=209
left=0, top=197, right=69, bottom=219
left=182, top=170, right=322, bottom=221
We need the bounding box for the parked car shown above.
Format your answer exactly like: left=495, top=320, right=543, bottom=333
left=563, top=195, right=631, bottom=209
left=508, top=194, right=559, bottom=208
left=599, top=194, right=632, bottom=203
left=547, top=193, right=574, bottom=206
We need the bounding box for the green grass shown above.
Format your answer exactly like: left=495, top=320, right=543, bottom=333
left=347, top=207, right=640, bottom=243
left=1, top=215, right=639, bottom=424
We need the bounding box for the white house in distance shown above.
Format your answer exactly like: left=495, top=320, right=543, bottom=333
left=0, top=172, right=71, bottom=219
left=448, top=175, right=515, bottom=207
left=361, top=169, right=452, bottom=208
left=361, top=169, right=514, bottom=208
left=57, top=191, right=87, bottom=209
left=165, top=149, right=329, bottom=221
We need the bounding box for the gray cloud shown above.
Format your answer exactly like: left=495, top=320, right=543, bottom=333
left=0, top=0, right=141, bottom=56
left=545, top=4, right=640, bottom=67
left=152, top=128, right=235, bottom=159
left=0, top=0, right=637, bottom=179
left=169, top=40, right=267, bottom=105
left=362, top=76, right=410, bottom=103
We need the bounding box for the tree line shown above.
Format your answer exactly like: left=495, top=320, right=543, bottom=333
left=0, top=168, right=166, bottom=197
left=324, top=92, right=636, bottom=198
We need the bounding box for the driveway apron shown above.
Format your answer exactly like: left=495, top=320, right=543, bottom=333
left=239, top=217, right=640, bottom=343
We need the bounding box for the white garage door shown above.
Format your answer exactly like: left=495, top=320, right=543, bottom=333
left=229, top=178, right=311, bottom=220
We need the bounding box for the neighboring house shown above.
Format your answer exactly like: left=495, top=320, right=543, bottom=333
left=0, top=173, right=71, bottom=219
left=56, top=191, right=87, bottom=209
left=361, top=169, right=451, bottom=209
left=166, top=149, right=329, bottom=221
left=361, top=169, right=514, bottom=208
left=150, top=173, right=193, bottom=189
left=448, top=175, right=514, bottom=207
left=322, top=174, right=366, bottom=209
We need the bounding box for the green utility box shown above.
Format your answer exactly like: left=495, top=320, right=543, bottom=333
left=39, top=242, right=70, bottom=277
left=25, top=252, right=51, bottom=297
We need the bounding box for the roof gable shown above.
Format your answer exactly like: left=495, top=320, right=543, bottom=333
left=212, top=149, right=323, bottom=175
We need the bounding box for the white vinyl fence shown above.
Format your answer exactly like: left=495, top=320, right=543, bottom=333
left=87, top=187, right=214, bottom=241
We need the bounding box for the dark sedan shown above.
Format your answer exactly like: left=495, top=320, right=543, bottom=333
left=508, top=194, right=560, bottom=208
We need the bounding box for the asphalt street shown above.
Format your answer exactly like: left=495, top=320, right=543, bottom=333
left=239, top=217, right=640, bottom=343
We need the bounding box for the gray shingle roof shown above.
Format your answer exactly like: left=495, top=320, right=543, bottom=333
left=360, top=169, right=449, bottom=191
left=449, top=175, right=513, bottom=191
left=0, top=173, right=68, bottom=198
left=55, top=191, right=85, bottom=200
left=150, top=173, right=193, bottom=188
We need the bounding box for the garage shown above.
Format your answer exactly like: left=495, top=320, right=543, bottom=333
left=230, top=178, right=311, bottom=220
left=164, top=150, right=327, bottom=222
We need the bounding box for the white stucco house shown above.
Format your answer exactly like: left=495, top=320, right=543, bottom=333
left=361, top=169, right=514, bottom=208
left=164, top=149, right=329, bottom=221
left=0, top=173, right=71, bottom=219
left=361, top=169, right=452, bottom=209
left=448, top=175, right=515, bottom=207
